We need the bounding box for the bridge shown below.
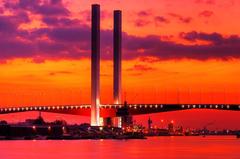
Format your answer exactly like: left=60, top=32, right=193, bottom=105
left=1, top=4, right=240, bottom=127
left=0, top=104, right=239, bottom=117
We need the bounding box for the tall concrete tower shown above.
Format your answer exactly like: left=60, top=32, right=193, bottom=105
left=91, top=4, right=100, bottom=126
left=113, top=10, right=122, bottom=105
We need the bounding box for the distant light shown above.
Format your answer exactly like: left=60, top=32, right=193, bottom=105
left=171, top=120, right=174, bottom=124
left=99, top=127, right=103, bottom=131
left=32, top=125, right=36, bottom=130
left=161, top=119, right=164, bottom=123
left=48, top=126, right=51, bottom=131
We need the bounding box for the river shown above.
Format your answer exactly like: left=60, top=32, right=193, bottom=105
left=0, top=136, right=239, bottom=159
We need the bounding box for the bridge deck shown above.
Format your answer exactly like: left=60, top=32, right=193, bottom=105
left=0, top=104, right=239, bottom=117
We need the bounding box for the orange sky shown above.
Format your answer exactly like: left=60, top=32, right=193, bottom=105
left=0, top=0, right=240, bottom=128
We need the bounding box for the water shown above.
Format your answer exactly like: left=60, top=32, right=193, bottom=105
left=0, top=136, right=239, bottom=159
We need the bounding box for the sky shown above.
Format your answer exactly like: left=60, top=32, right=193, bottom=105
left=0, top=0, right=240, bottom=128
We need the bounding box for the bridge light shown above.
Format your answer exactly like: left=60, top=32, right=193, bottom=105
left=17, top=108, right=20, bottom=111
left=32, top=125, right=36, bottom=131
left=66, top=106, right=69, bottom=109
left=13, top=108, right=16, bottom=111
left=199, top=105, right=201, bottom=108
left=71, top=106, right=74, bottom=109
left=26, top=107, right=29, bottom=111
left=134, top=107, right=137, bottom=109
left=161, top=105, right=163, bottom=108
left=210, top=105, right=212, bottom=108
left=155, top=104, right=158, bottom=108
left=145, top=105, right=147, bottom=108
left=182, top=105, right=185, bottom=108
left=215, top=105, right=218, bottom=108
left=21, top=108, right=25, bottom=111
left=0, top=108, right=3, bottom=112
left=188, top=105, right=190, bottom=108
left=139, top=105, right=142, bottom=108
left=39, top=107, right=42, bottom=110
left=48, top=126, right=51, bottom=131
left=4, top=108, right=7, bottom=111
left=29, top=107, right=32, bottom=110
left=193, top=105, right=196, bottom=108
left=34, top=107, right=38, bottom=110
left=227, top=105, right=230, bottom=109
left=129, top=105, right=132, bottom=108
left=238, top=105, right=240, bottom=109
left=150, top=105, right=153, bottom=108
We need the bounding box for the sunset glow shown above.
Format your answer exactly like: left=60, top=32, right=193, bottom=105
left=0, top=0, right=240, bottom=128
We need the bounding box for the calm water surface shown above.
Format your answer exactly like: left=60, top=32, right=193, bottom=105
left=0, top=136, right=239, bottom=159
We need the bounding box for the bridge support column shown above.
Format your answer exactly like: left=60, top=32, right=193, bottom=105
left=113, top=10, right=122, bottom=128
left=91, top=4, right=100, bottom=126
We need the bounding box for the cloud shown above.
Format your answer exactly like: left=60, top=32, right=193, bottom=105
left=0, top=0, right=239, bottom=62
left=137, top=11, right=152, bottom=17
left=134, top=19, right=151, bottom=27
left=154, top=16, right=170, bottom=26
left=127, top=64, right=156, bottom=72
left=195, top=0, right=215, bottom=5
left=122, top=32, right=240, bottom=60
left=199, top=10, right=214, bottom=17
left=49, top=71, right=73, bottom=76
left=5, top=0, right=70, bottom=16
left=168, top=13, right=192, bottom=24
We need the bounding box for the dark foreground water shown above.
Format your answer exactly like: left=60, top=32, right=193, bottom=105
left=0, top=136, right=239, bottom=159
